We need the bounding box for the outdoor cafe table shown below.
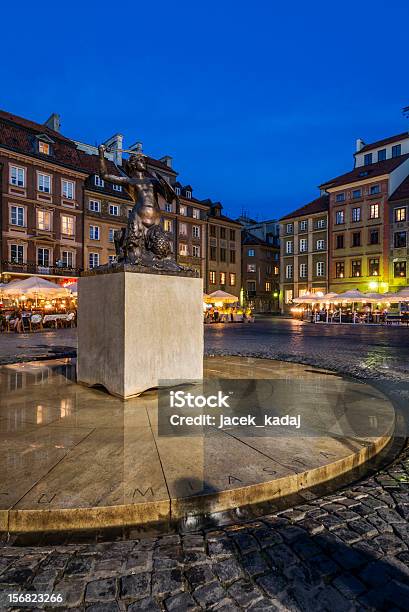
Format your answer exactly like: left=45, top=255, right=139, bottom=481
left=43, top=314, right=71, bottom=328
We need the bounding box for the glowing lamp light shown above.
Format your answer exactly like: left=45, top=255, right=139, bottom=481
left=369, top=281, right=378, bottom=290
left=273, top=292, right=279, bottom=297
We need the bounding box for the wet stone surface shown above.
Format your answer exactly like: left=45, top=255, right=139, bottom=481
left=0, top=318, right=409, bottom=609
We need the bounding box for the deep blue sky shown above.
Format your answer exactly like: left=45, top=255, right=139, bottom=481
left=2, top=1, right=409, bottom=220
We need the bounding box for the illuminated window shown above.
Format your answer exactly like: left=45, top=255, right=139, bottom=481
left=39, top=141, right=50, bottom=155
left=351, top=260, right=361, bottom=277
left=285, top=289, right=293, bottom=304
left=265, top=281, right=271, bottom=291
left=369, top=203, right=379, bottom=219
left=395, top=207, right=406, bottom=222
left=230, top=273, right=236, bottom=286
left=394, top=261, right=406, bottom=278
left=220, top=272, right=226, bottom=285
left=179, top=242, right=188, bottom=256
left=179, top=205, right=187, bottom=216
left=164, top=219, right=172, bottom=232
left=193, top=208, right=200, bottom=219
left=368, top=258, right=380, bottom=276
left=37, top=209, right=51, bottom=231
left=335, top=262, right=345, bottom=278
left=61, top=216, right=74, bottom=236
left=209, top=270, right=216, bottom=284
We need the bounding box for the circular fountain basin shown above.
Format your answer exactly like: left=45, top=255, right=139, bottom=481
left=0, top=356, right=395, bottom=532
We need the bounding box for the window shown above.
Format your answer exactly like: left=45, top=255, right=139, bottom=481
left=285, top=289, right=293, bottom=304
left=369, top=203, right=379, bottom=219
left=247, top=263, right=256, bottom=272
left=38, top=141, right=50, bottom=155
left=192, top=225, right=200, bottom=238
left=37, top=248, right=50, bottom=267
left=164, top=219, right=172, bottom=232
left=364, top=153, right=372, bottom=166
left=316, top=239, right=325, bottom=250
left=61, top=251, right=73, bottom=268
left=10, top=205, right=24, bottom=226
left=265, top=281, right=271, bottom=292
left=220, top=248, right=226, bottom=262
left=10, top=244, right=24, bottom=264
left=352, top=232, right=361, bottom=247
left=210, top=225, right=216, bottom=237
left=248, top=249, right=255, bottom=257
left=179, top=205, right=186, bottom=216
left=274, top=265, right=279, bottom=275
left=95, top=175, right=104, bottom=187
left=62, top=180, right=74, bottom=199
left=336, top=234, right=344, bottom=249
left=394, top=231, right=407, bottom=248
left=316, top=261, right=325, bottom=277
left=335, top=262, right=345, bottom=278
left=220, top=272, right=226, bottom=285
left=395, top=207, right=407, bottom=222
left=378, top=149, right=386, bottom=162
left=108, top=255, right=116, bottom=264
left=89, top=253, right=100, bottom=268
left=192, top=245, right=200, bottom=257
left=209, top=270, right=216, bottom=284
left=165, top=202, right=173, bottom=213
left=220, top=227, right=226, bottom=239
left=89, top=225, right=100, bottom=240
left=299, top=220, right=308, bottom=231
left=299, top=238, right=307, bottom=252
left=179, top=243, right=188, bottom=256
left=193, top=208, right=200, bottom=219
left=38, top=173, right=51, bottom=193
left=286, top=223, right=293, bottom=234
left=230, top=229, right=235, bottom=240
left=392, top=144, right=402, bottom=158
left=352, top=207, right=361, bottom=222
left=336, top=193, right=345, bottom=203
left=185, top=190, right=192, bottom=199
left=10, top=166, right=25, bottom=187
left=89, top=199, right=100, bottom=212
left=175, top=187, right=181, bottom=196
left=394, top=261, right=406, bottom=278
left=352, top=189, right=362, bottom=199
left=285, top=240, right=293, bottom=254
left=37, top=209, right=51, bottom=231
left=210, top=246, right=217, bottom=260
left=112, top=184, right=122, bottom=192
left=335, top=210, right=345, bottom=225
left=370, top=185, right=380, bottom=195
left=179, top=222, right=187, bottom=235
left=109, top=204, right=119, bottom=216
left=230, top=250, right=236, bottom=263
left=352, top=260, right=361, bottom=277
left=61, top=216, right=74, bottom=236
left=108, top=228, right=115, bottom=243
left=247, top=280, right=256, bottom=293
left=369, top=258, right=380, bottom=276
left=317, top=218, right=326, bottom=229
left=299, top=263, right=307, bottom=278
left=230, top=273, right=236, bottom=286
left=285, top=264, right=293, bottom=279
left=369, top=229, right=379, bottom=245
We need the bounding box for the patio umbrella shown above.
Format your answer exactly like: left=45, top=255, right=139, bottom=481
left=363, top=292, right=388, bottom=303
left=396, top=288, right=409, bottom=301
left=69, top=282, right=78, bottom=296
left=205, top=290, right=239, bottom=304
left=2, top=277, right=69, bottom=304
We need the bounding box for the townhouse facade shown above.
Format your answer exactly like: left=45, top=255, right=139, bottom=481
left=280, top=195, right=329, bottom=312
left=205, top=202, right=242, bottom=297
left=0, top=111, right=88, bottom=285
left=322, top=134, right=409, bottom=294
left=388, top=175, right=409, bottom=291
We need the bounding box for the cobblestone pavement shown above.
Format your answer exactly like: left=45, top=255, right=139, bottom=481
left=1, top=318, right=409, bottom=610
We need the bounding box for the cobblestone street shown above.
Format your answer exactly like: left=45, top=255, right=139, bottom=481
left=1, top=318, right=409, bottom=610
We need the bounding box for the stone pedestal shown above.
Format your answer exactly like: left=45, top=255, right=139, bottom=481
left=77, top=270, right=203, bottom=398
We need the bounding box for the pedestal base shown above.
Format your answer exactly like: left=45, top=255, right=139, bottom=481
left=77, top=271, right=203, bottom=398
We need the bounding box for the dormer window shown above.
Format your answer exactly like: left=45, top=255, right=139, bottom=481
left=95, top=175, right=104, bottom=187
left=113, top=184, right=122, bottom=192
left=175, top=187, right=181, bottom=196
left=185, top=190, right=192, bottom=199
left=364, top=153, right=372, bottom=166
left=39, top=141, right=50, bottom=155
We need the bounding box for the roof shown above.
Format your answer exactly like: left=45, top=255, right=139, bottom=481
left=356, top=132, right=409, bottom=155
left=389, top=175, right=409, bottom=202
left=0, top=110, right=87, bottom=172
left=280, top=195, right=329, bottom=221
left=242, top=231, right=270, bottom=247
left=320, top=155, right=409, bottom=189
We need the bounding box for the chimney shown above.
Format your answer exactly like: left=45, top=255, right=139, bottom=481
left=44, top=113, right=61, bottom=133
left=103, top=133, right=124, bottom=165
left=356, top=138, right=365, bottom=152
left=160, top=155, right=173, bottom=168
left=129, top=141, right=143, bottom=155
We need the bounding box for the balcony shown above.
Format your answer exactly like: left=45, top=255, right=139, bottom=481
left=1, top=261, right=81, bottom=278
